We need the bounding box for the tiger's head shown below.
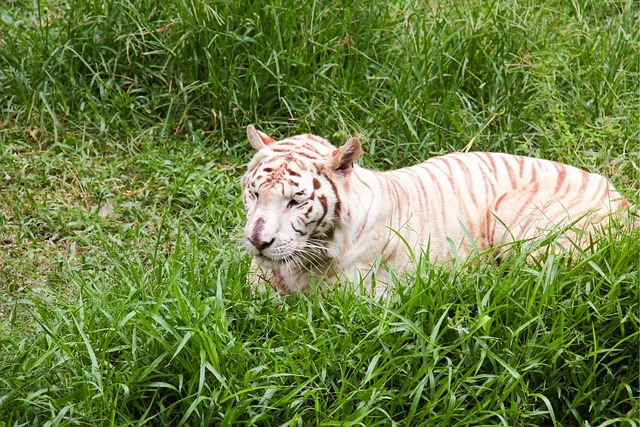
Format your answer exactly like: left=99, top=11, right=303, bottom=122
left=241, top=125, right=361, bottom=268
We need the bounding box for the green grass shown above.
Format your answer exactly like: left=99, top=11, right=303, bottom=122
left=1, top=0, right=639, bottom=425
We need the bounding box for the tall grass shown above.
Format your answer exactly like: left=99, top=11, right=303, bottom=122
left=0, top=0, right=638, bottom=425
left=2, top=232, right=638, bottom=425
left=2, top=1, right=639, bottom=159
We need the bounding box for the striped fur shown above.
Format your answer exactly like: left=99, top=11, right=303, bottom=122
left=242, top=126, right=633, bottom=297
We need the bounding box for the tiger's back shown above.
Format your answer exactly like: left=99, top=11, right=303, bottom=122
left=242, top=126, right=633, bottom=297
left=372, top=151, right=628, bottom=263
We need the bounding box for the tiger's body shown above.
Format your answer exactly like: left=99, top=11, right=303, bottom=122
left=242, top=126, right=633, bottom=297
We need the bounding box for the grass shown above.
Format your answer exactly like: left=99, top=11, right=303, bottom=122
left=0, top=0, right=639, bottom=425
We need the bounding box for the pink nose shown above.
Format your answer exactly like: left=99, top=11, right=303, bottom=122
left=248, top=236, right=274, bottom=251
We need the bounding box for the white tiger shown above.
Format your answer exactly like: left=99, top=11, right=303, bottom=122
left=241, top=125, right=634, bottom=297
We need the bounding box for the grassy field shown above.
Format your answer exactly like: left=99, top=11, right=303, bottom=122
left=1, top=0, right=639, bottom=425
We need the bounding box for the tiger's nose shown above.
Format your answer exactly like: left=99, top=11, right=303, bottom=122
left=249, top=236, right=275, bottom=251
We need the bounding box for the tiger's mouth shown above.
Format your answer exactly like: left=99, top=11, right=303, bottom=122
left=254, top=252, right=296, bottom=266
left=249, top=236, right=331, bottom=267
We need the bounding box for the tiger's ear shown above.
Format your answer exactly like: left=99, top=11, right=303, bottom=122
left=247, top=125, right=276, bottom=151
left=327, top=137, right=361, bottom=175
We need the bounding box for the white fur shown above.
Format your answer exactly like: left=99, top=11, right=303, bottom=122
left=243, top=128, right=632, bottom=298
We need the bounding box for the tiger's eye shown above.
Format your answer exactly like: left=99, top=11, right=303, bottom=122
left=287, top=199, right=299, bottom=208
